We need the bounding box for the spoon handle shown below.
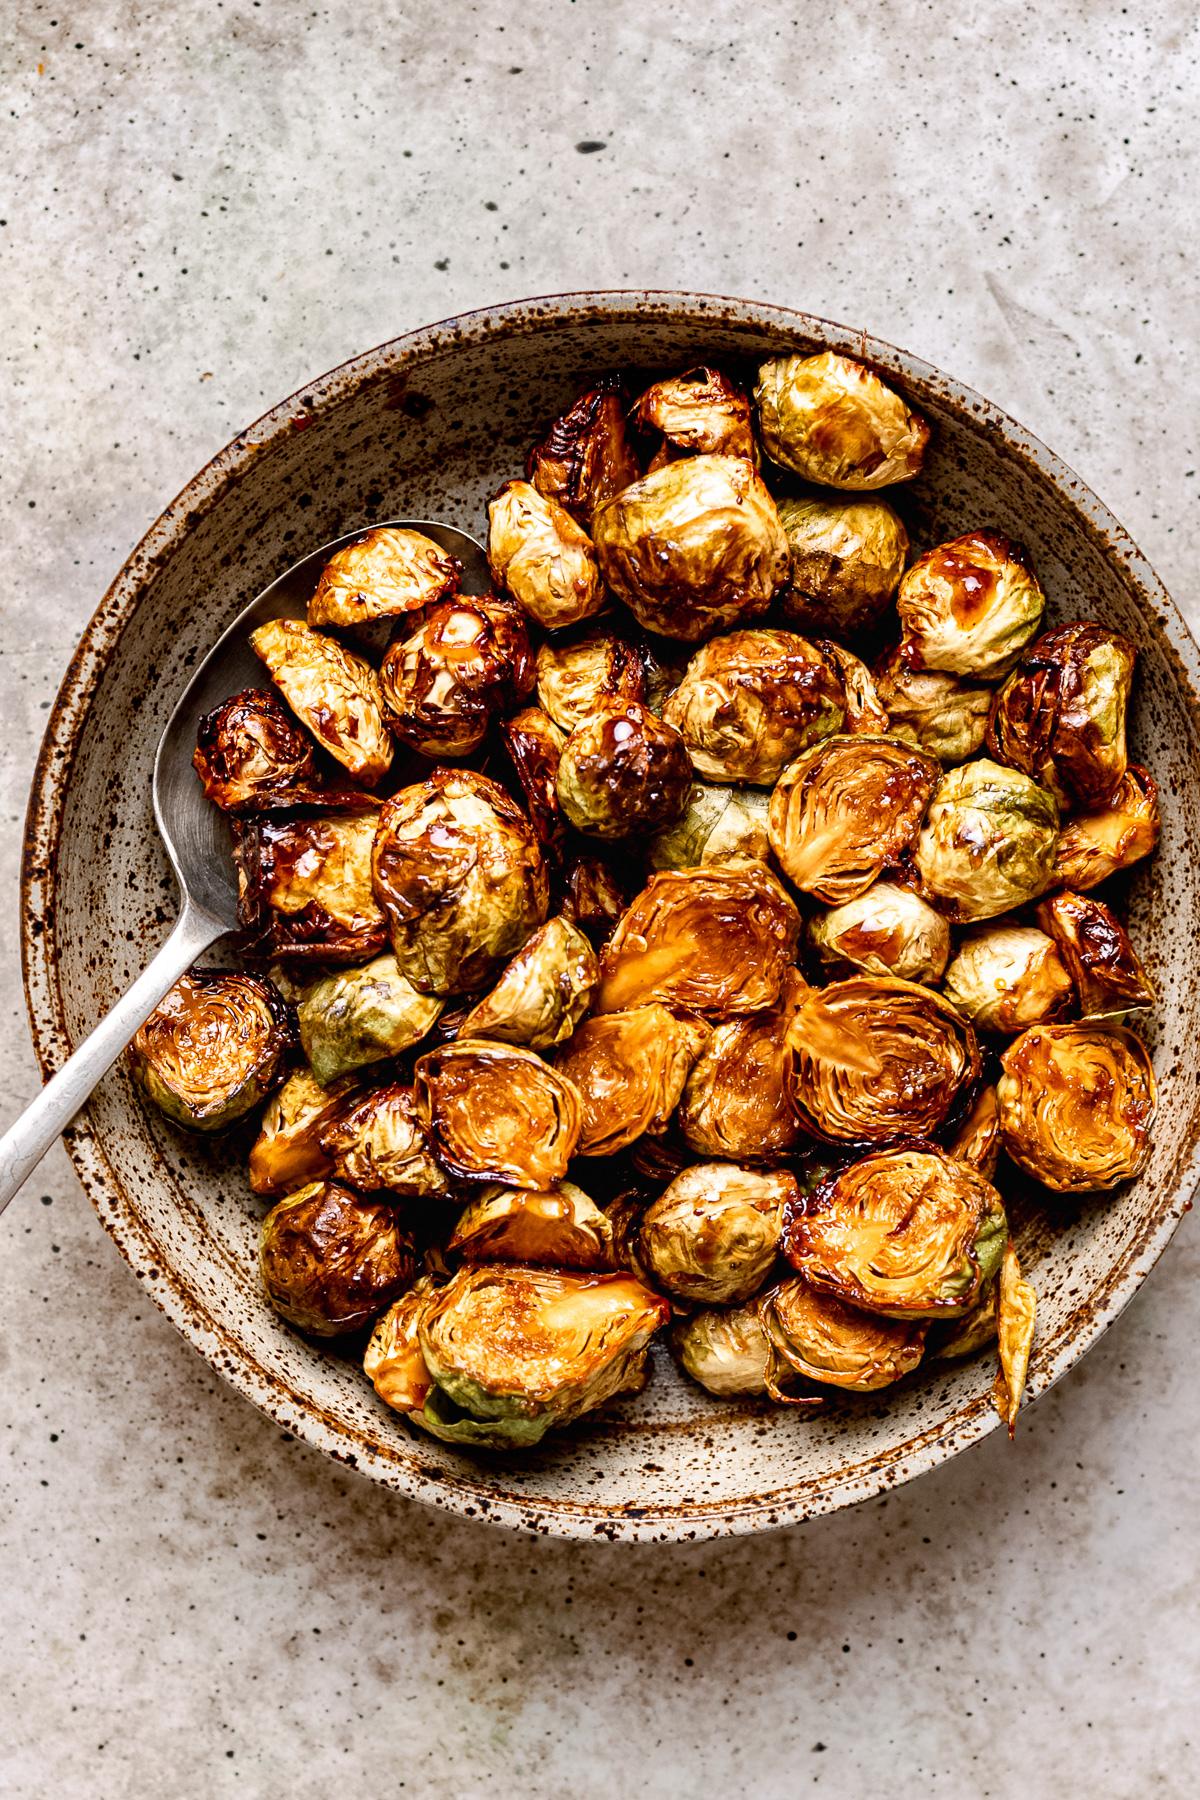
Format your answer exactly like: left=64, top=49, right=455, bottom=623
left=0, top=904, right=228, bottom=1214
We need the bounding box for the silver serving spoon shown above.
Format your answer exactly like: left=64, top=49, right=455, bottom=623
left=0, top=519, right=490, bottom=1213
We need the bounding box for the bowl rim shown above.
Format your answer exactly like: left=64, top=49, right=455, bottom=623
left=21, top=288, right=1200, bottom=1542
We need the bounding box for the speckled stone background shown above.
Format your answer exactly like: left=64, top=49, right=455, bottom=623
left=3, top=3, right=1199, bottom=1794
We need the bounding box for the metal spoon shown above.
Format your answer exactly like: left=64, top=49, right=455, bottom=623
left=0, top=519, right=490, bottom=1212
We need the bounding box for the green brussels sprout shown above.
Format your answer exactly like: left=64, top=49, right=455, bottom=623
left=259, top=1181, right=414, bottom=1337
left=777, top=492, right=910, bottom=637
left=986, top=622, right=1137, bottom=810
left=249, top=1067, right=360, bottom=1195
left=645, top=781, right=772, bottom=872
left=535, top=628, right=647, bottom=734
left=993, top=1238, right=1037, bottom=1434
left=915, top=760, right=1059, bottom=921
left=942, top=926, right=1073, bottom=1034
left=754, top=351, right=929, bottom=490
left=455, top=917, right=599, bottom=1051
left=555, top=1004, right=711, bottom=1156
left=759, top=1277, right=927, bottom=1393
left=297, top=953, right=444, bottom=1085
left=767, top=734, right=940, bottom=905
left=638, top=1163, right=796, bottom=1305
left=308, top=526, right=461, bottom=628
left=1050, top=765, right=1159, bottom=892
left=526, top=377, right=642, bottom=530
left=895, top=531, right=1046, bottom=679
left=1035, top=890, right=1155, bottom=1021
left=997, top=1021, right=1156, bottom=1192
left=249, top=618, right=393, bottom=786
left=873, top=652, right=993, bottom=765
left=634, top=365, right=758, bottom=464
left=487, top=478, right=605, bottom=630
left=319, top=1082, right=451, bottom=1196
left=379, top=594, right=533, bottom=758
left=556, top=701, right=693, bottom=842
left=447, top=1180, right=614, bottom=1269
left=128, top=970, right=294, bottom=1132
left=413, top=1042, right=584, bottom=1187
left=669, top=1302, right=771, bottom=1396
left=661, top=629, right=844, bottom=785
left=678, top=968, right=807, bottom=1162
left=946, top=1084, right=1002, bottom=1183
left=808, top=880, right=951, bottom=984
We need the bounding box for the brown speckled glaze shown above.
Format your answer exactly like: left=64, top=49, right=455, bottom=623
left=20, top=293, right=1200, bottom=1542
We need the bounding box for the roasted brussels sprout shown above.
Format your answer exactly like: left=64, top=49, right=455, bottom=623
left=1050, top=764, right=1159, bottom=892
left=535, top=628, right=647, bottom=735
left=669, top=1302, right=771, bottom=1396
left=661, top=629, right=844, bottom=785
left=556, top=701, right=692, bottom=841
left=638, top=1163, right=795, bottom=1305
left=768, top=734, right=939, bottom=904
left=914, top=760, right=1059, bottom=921
left=379, top=595, right=533, bottom=758
left=414, top=1042, right=583, bottom=1186
left=249, top=619, right=393, bottom=786
left=297, top=953, right=444, bottom=1084
left=997, top=1022, right=1156, bottom=1191
left=555, top=1005, right=711, bottom=1156
left=785, top=976, right=980, bottom=1147
left=780, top=1146, right=1006, bottom=1317
left=947, top=1084, right=1002, bottom=1183
left=759, top=1277, right=926, bottom=1394
left=558, top=852, right=630, bottom=946
left=500, top=707, right=567, bottom=858
left=942, top=926, right=1073, bottom=1034
left=364, top=1278, right=439, bottom=1414
left=447, top=1181, right=614, bottom=1270
left=259, top=1181, right=414, bottom=1337
left=487, top=479, right=604, bottom=630
left=816, top=640, right=891, bottom=736
left=308, top=526, right=461, bottom=628
left=873, top=653, right=992, bottom=765
left=592, top=454, right=790, bottom=642
left=1035, top=891, right=1155, bottom=1020
left=755, top=351, right=929, bottom=490
left=931, top=1278, right=998, bottom=1360
left=249, top=1067, right=359, bottom=1195
left=371, top=770, right=549, bottom=995
left=455, top=916, right=598, bottom=1050
left=231, top=807, right=388, bottom=965
left=594, top=860, right=802, bottom=1015
left=639, top=640, right=691, bottom=719
left=319, top=1082, right=450, bottom=1196
left=986, top=622, right=1137, bottom=810
left=193, top=688, right=320, bottom=813
left=645, top=781, right=772, bottom=872
left=634, top=365, right=758, bottom=464
left=808, top=881, right=950, bottom=984
left=777, top=492, right=910, bottom=638
left=526, top=377, right=642, bottom=530
left=679, top=969, right=807, bottom=1161
left=896, top=532, right=1045, bottom=679
left=129, top=970, right=294, bottom=1132
left=993, top=1239, right=1037, bottom=1433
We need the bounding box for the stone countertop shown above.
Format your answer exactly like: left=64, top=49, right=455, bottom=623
left=3, top=4, right=1197, bottom=1795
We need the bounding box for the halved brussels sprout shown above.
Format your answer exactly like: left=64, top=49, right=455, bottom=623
left=297, top=953, right=444, bottom=1084
left=873, top=653, right=993, bottom=765
left=558, top=852, right=630, bottom=946
left=661, top=628, right=844, bottom=785
left=896, top=531, right=1045, bottom=679
left=249, top=619, right=393, bottom=786
left=259, top=1181, right=415, bottom=1337
left=231, top=807, right=389, bottom=965
left=447, top=1181, right=613, bottom=1269
left=592, top=454, right=790, bottom=642
left=379, top=595, right=532, bottom=758
left=535, top=628, right=647, bottom=735
left=526, top=377, right=642, bottom=530
left=780, top=1146, right=1006, bottom=1317
left=808, top=880, right=951, bottom=984
left=556, top=701, right=693, bottom=841
left=500, top=707, right=567, bottom=859
left=308, top=526, right=461, bottom=628
left=645, top=781, right=772, bottom=872
left=986, top=622, right=1137, bottom=810
left=942, top=926, right=1073, bottom=1034
left=371, top=769, right=549, bottom=995
left=946, top=1084, right=1002, bottom=1183
left=679, top=969, right=808, bottom=1161
left=669, top=1302, right=771, bottom=1396
left=249, top=1067, right=360, bottom=1195
left=129, top=970, right=294, bottom=1132
left=928, top=1277, right=998, bottom=1359
left=785, top=976, right=981, bottom=1147
left=594, top=860, right=802, bottom=1015
left=914, top=760, right=1059, bottom=921
left=634, top=365, right=758, bottom=464
left=319, top=1082, right=451, bottom=1196
left=759, top=1277, right=926, bottom=1393
left=638, top=1163, right=795, bottom=1304
left=776, top=492, right=909, bottom=638
left=413, top=1042, right=584, bottom=1186
left=755, top=351, right=929, bottom=489
left=767, top=734, right=939, bottom=904
left=555, top=1004, right=711, bottom=1156
left=193, top=688, right=320, bottom=813
left=997, top=1021, right=1156, bottom=1191
left=456, top=916, right=598, bottom=1051
left=1051, top=765, right=1159, bottom=891
left=993, top=1239, right=1037, bottom=1433
left=1035, top=891, right=1154, bottom=1021
left=487, top=479, right=604, bottom=630
left=816, top=640, right=891, bottom=736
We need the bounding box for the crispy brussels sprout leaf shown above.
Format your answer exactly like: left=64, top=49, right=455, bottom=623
left=231, top=808, right=389, bottom=965
left=946, top=1085, right=1002, bottom=1183
left=646, top=781, right=772, bottom=872
left=319, top=1082, right=450, bottom=1196
left=915, top=759, right=1059, bottom=921
left=556, top=1004, right=710, bottom=1156
left=768, top=734, right=939, bottom=905
left=943, top=926, right=1074, bottom=1034
left=501, top=707, right=567, bottom=859
left=129, top=970, right=294, bottom=1132
left=448, top=1181, right=614, bottom=1270
left=297, top=953, right=444, bottom=1085
left=777, top=492, right=909, bottom=637
left=535, top=628, right=647, bottom=735
left=556, top=701, right=692, bottom=841
left=755, top=352, right=928, bottom=490
left=1051, top=765, right=1159, bottom=891
left=896, top=531, right=1045, bottom=679
left=249, top=618, right=393, bottom=785
left=997, top=1022, right=1156, bottom=1192
left=249, top=1067, right=359, bottom=1195
left=662, top=628, right=844, bottom=785
left=759, top=1277, right=926, bottom=1393
left=679, top=969, right=808, bottom=1161
left=670, top=1302, right=772, bottom=1396
left=414, top=1042, right=584, bottom=1186
left=1035, top=891, right=1155, bottom=1020
left=638, top=1163, right=795, bottom=1304
left=992, top=1238, right=1037, bottom=1434
left=379, top=595, right=532, bottom=758
left=527, top=378, right=642, bottom=530
left=873, top=654, right=992, bottom=766
left=487, top=479, right=605, bottom=630
left=309, top=526, right=461, bottom=628
left=987, top=622, right=1137, bottom=810
left=808, top=880, right=950, bottom=984
left=635, top=365, right=758, bottom=464
left=193, top=687, right=320, bottom=813
left=456, top=917, right=598, bottom=1050
left=259, top=1181, right=414, bottom=1337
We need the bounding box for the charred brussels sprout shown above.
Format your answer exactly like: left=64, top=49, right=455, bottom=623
left=500, top=708, right=567, bottom=859
left=679, top=970, right=807, bottom=1161
left=414, top=1042, right=584, bottom=1187
left=231, top=807, right=388, bottom=965
left=308, top=526, right=461, bottom=629
left=777, top=492, right=910, bottom=638
left=456, top=917, right=598, bottom=1050
left=259, top=1181, right=414, bottom=1337
left=249, top=1067, right=359, bottom=1195
left=592, top=454, right=790, bottom=642
left=873, top=653, right=993, bottom=765
left=634, top=366, right=758, bottom=465
left=817, top=640, right=891, bottom=736
left=942, top=926, right=1073, bottom=1034
left=781, top=1147, right=1006, bottom=1317
left=915, top=760, right=1059, bottom=921
left=535, top=628, right=647, bottom=735
left=319, top=1082, right=450, bottom=1196
left=129, top=970, right=293, bottom=1132
left=670, top=1303, right=771, bottom=1396
left=987, top=622, right=1137, bottom=812
left=896, top=531, right=1045, bottom=679
left=371, top=770, right=549, bottom=995
left=447, top=1181, right=614, bottom=1270
left=755, top=351, right=929, bottom=490
left=993, top=1239, right=1037, bottom=1433
left=558, top=852, right=631, bottom=946
left=1036, top=891, right=1155, bottom=1021
left=661, top=628, right=844, bottom=785
left=249, top=619, right=393, bottom=786
left=193, top=688, right=319, bottom=813
left=808, top=881, right=950, bottom=984
left=556, top=701, right=692, bottom=842
left=646, top=781, right=772, bottom=872
left=297, top=954, right=444, bottom=1084
left=526, top=377, right=642, bottom=530
left=487, top=479, right=604, bottom=630
left=997, top=1022, right=1156, bottom=1192
left=379, top=595, right=532, bottom=758
left=555, top=1005, right=711, bottom=1156
left=638, top=1163, right=796, bottom=1305
left=1051, top=765, right=1159, bottom=892
left=759, top=1278, right=926, bottom=1394
left=946, top=1084, right=1002, bottom=1183
left=768, top=734, right=939, bottom=904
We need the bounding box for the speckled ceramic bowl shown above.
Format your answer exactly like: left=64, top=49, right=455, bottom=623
left=22, top=293, right=1200, bottom=1541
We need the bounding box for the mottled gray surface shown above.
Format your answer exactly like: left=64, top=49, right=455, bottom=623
left=3, top=2, right=1199, bottom=1795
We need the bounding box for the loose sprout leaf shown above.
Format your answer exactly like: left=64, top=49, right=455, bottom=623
left=992, top=1239, right=1037, bottom=1434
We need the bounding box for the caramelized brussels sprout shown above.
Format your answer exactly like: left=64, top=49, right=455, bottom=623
left=308, top=526, right=461, bottom=628
left=535, top=628, right=647, bottom=734
left=785, top=976, right=980, bottom=1147
left=931, top=1278, right=998, bottom=1360
left=487, top=479, right=604, bottom=630
left=526, top=377, right=642, bottom=530
left=634, top=365, right=758, bottom=464
left=371, top=770, right=549, bottom=995
left=947, top=1084, right=1002, bottom=1183
left=249, top=619, right=393, bottom=786
left=777, top=492, right=910, bottom=638
left=661, top=629, right=844, bottom=785
left=592, top=454, right=790, bottom=642
left=669, top=1302, right=771, bottom=1396
left=297, top=953, right=444, bottom=1084
left=319, top=1082, right=450, bottom=1196
left=639, top=1163, right=795, bottom=1304
left=873, top=653, right=992, bottom=765
left=379, top=595, right=532, bottom=758
left=500, top=707, right=567, bottom=859
left=558, top=852, right=631, bottom=946
left=193, top=688, right=320, bottom=813
left=1050, top=765, right=1159, bottom=892
left=413, top=1042, right=583, bottom=1186
left=808, top=880, right=950, bottom=984
left=447, top=1181, right=614, bottom=1269
left=993, top=1238, right=1037, bottom=1433
left=942, top=926, right=1073, bottom=1034
left=645, top=781, right=772, bottom=872
left=816, top=640, right=891, bottom=736
left=364, top=1278, right=439, bottom=1415
left=986, top=622, right=1137, bottom=810
left=249, top=1067, right=359, bottom=1195
left=640, top=639, right=691, bottom=719
left=997, top=1022, right=1156, bottom=1191
left=231, top=807, right=388, bottom=964
left=594, top=861, right=802, bottom=1015
left=755, top=351, right=929, bottom=490
left=759, top=1277, right=926, bottom=1393
left=259, top=1181, right=414, bottom=1337
left=556, top=701, right=692, bottom=841
left=896, top=532, right=1045, bottom=679
left=555, top=1005, right=711, bottom=1156
left=129, top=970, right=294, bottom=1132
left=1036, top=891, right=1155, bottom=1020
left=456, top=917, right=598, bottom=1051
left=780, top=1146, right=1006, bottom=1317
left=915, top=760, right=1059, bottom=921
left=768, top=734, right=939, bottom=904
left=679, top=969, right=808, bottom=1161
